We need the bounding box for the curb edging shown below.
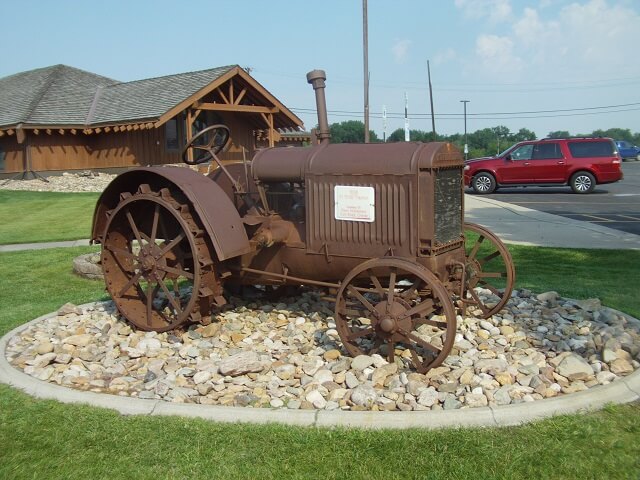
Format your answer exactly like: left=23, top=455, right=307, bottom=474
left=1, top=302, right=639, bottom=430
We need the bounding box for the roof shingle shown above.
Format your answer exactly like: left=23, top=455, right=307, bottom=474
left=0, top=64, right=235, bottom=128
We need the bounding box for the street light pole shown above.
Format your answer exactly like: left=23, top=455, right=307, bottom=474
left=460, top=100, right=470, bottom=160
left=363, top=0, right=370, bottom=143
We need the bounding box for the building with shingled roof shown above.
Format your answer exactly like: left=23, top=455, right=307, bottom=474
left=0, top=64, right=308, bottom=176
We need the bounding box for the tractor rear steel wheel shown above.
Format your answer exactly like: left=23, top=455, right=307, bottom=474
left=463, top=223, right=515, bottom=318
left=101, top=185, right=219, bottom=332
left=335, top=258, right=456, bottom=374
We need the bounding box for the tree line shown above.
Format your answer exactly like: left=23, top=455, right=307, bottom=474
left=328, top=120, right=640, bottom=159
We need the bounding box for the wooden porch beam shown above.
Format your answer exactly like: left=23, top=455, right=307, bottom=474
left=45, top=129, right=51, bottom=135
left=7, top=129, right=15, bottom=135
left=186, top=110, right=194, bottom=163
left=234, top=88, right=247, bottom=105
left=216, top=87, right=230, bottom=105
left=33, top=129, right=39, bottom=135
left=196, top=103, right=279, bottom=114
left=0, top=130, right=4, bottom=137
left=70, top=129, right=77, bottom=135
left=58, top=129, right=65, bottom=135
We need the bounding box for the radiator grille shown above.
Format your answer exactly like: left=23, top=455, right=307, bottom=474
left=307, top=177, right=410, bottom=254
left=434, top=169, right=462, bottom=245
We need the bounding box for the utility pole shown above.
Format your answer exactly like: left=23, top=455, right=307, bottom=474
left=382, top=104, right=387, bottom=142
left=460, top=100, right=470, bottom=160
left=427, top=60, right=436, bottom=141
left=404, top=92, right=410, bottom=141
left=363, top=0, right=370, bottom=143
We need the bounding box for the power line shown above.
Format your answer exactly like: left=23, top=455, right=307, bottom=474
left=254, top=67, right=640, bottom=92
left=291, top=102, right=640, bottom=120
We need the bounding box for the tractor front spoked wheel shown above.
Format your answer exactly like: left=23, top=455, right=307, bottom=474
left=335, top=258, right=456, bottom=374
left=101, top=185, right=218, bottom=332
left=462, top=223, right=515, bottom=318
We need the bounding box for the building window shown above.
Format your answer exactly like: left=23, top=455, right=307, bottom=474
left=0, top=147, right=5, bottom=171
left=165, top=119, right=179, bottom=151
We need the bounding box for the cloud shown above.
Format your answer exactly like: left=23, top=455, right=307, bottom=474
left=454, top=0, right=513, bottom=23
left=391, top=39, right=411, bottom=64
left=433, top=48, right=457, bottom=65
left=468, top=0, right=640, bottom=80
left=475, top=34, right=524, bottom=73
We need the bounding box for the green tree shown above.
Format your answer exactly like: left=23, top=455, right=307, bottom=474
left=591, top=128, right=633, bottom=141
left=386, top=128, right=406, bottom=142
left=329, top=120, right=378, bottom=143
left=548, top=130, right=571, bottom=139
left=512, top=128, right=537, bottom=142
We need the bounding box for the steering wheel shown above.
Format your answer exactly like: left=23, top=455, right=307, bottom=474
left=182, top=124, right=231, bottom=165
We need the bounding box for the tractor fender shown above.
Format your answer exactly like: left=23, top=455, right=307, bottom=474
left=91, top=166, right=251, bottom=261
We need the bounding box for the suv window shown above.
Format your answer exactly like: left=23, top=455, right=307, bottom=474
left=568, top=140, right=614, bottom=158
left=510, top=144, right=533, bottom=160
left=532, top=143, right=562, bottom=160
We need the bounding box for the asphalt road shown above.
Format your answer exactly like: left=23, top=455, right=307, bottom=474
left=470, top=161, right=640, bottom=236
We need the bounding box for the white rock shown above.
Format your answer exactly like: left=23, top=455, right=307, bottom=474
left=218, top=351, right=265, bottom=376
left=351, top=355, right=375, bottom=371
left=193, top=371, right=212, bottom=385
left=350, top=385, right=378, bottom=407
left=306, top=389, right=327, bottom=409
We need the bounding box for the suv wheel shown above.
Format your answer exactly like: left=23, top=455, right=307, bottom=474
left=472, top=173, right=496, bottom=194
left=570, top=171, right=595, bottom=194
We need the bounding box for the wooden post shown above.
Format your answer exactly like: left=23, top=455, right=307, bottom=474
left=186, top=110, right=194, bottom=163
left=269, top=113, right=274, bottom=147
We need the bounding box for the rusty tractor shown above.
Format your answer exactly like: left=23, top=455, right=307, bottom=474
left=91, top=70, right=515, bottom=373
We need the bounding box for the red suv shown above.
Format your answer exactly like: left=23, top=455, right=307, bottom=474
left=464, top=137, right=623, bottom=194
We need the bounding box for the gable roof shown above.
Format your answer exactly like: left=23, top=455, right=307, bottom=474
left=89, top=66, right=236, bottom=125
left=0, top=64, right=117, bottom=127
left=0, top=64, right=303, bottom=130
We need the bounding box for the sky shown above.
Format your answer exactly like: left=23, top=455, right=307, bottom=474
left=1, top=0, right=639, bottom=139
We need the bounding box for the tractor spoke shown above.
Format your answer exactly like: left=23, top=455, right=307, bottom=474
left=478, top=280, right=503, bottom=297
left=159, top=264, right=194, bottom=280
left=400, top=298, right=436, bottom=320
left=479, top=250, right=501, bottom=265
left=346, top=285, right=377, bottom=315
left=347, top=327, right=375, bottom=341
left=399, top=278, right=422, bottom=300
left=401, top=330, right=441, bottom=354
left=478, top=271, right=505, bottom=279
left=125, top=210, right=143, bottom=244
left=116, top=271, right=142, bottom=298
left=145, top=282, right=154, bottom=326
left=467, top=235, right=485, bottom=261
left=369, top=273, right=385, bottom=296
left=159, top=232, right=185, bottom=257
left=157, top=277, right=183, bottom=315
left=105, top=245, right=136, bottom=261
left=386, top=270, right=397, bottom=306
left=150, top=204, right=160, bottom=244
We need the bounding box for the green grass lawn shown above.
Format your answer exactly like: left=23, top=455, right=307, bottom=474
left=0, top=245, right=639, bottom=479
left=0, top=191, right=99, bottom=244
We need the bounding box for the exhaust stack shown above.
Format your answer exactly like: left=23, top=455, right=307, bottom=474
left=306, top=69, right=331, bottom=144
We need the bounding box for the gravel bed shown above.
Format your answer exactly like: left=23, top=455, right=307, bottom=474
left=0, top=171, right=117, bottom=192
left=5, top=289, right=640, bottom=411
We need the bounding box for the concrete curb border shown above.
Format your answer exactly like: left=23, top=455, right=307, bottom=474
left=2, top=302, right=639, bottom=430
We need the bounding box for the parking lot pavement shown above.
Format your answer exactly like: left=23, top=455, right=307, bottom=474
left=467, top=162, right=640, bottom=237
left=465, top=194, right=640, bottom=250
